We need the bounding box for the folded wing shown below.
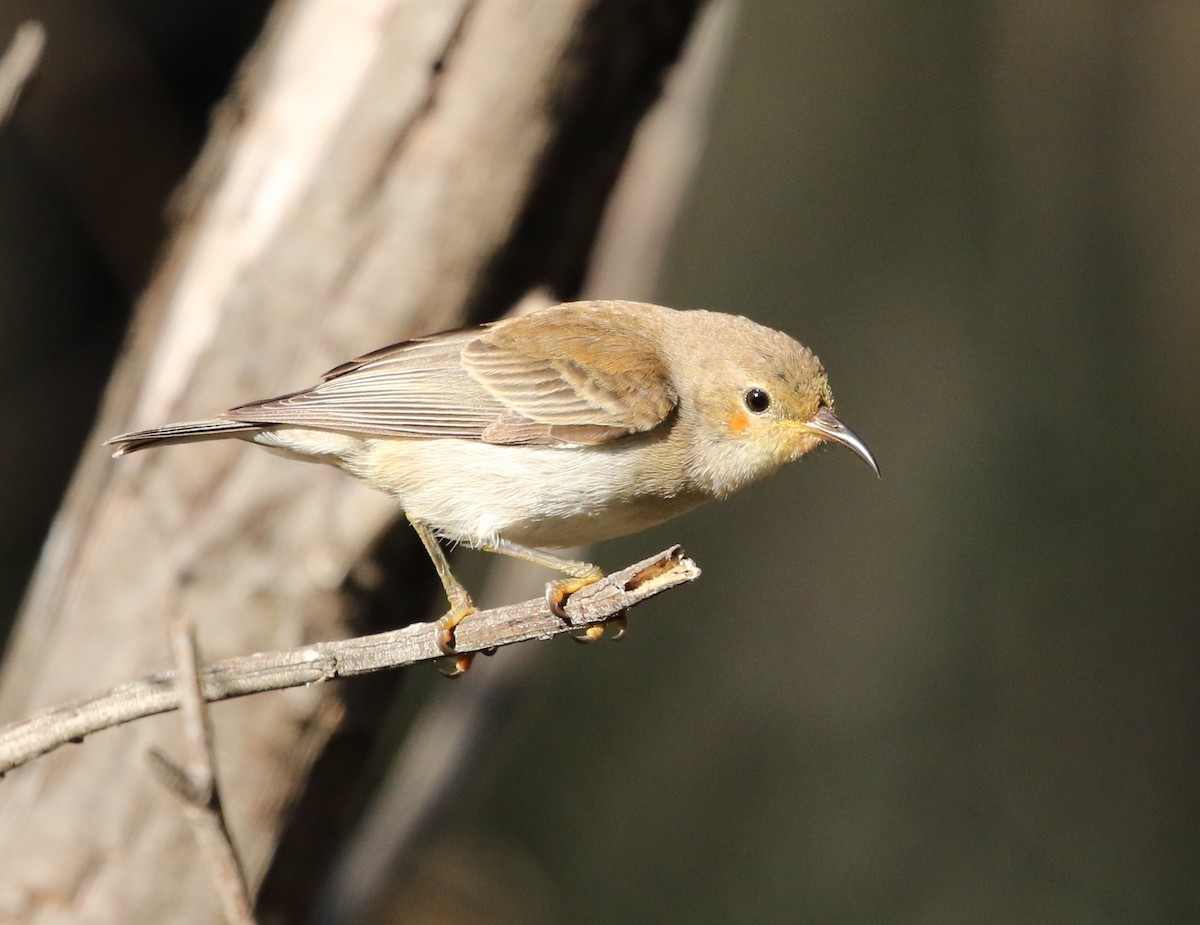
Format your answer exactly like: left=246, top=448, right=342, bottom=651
left=224, top=303, right=679, bottom=447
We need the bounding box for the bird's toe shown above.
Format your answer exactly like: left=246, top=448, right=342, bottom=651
left=438, top=653, right=475, bottom=678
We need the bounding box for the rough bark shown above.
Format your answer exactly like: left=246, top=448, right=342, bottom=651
left=0, top=1, right=703, bottom=921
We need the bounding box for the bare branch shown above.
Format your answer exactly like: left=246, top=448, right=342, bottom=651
left=0, top=21, right=44, bottom=130
left=147, top=620, right=257, bottom=925
left=0, top=547, right=699, bottom=776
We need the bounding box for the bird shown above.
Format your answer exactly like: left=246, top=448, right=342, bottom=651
left=108, top=300, right=878, bottom=674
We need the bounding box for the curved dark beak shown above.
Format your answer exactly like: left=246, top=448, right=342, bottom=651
left=803, top=406, right=880, bottom=478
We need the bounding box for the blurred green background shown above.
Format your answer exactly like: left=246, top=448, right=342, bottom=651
left=2, top=2, right=1198, bottom=922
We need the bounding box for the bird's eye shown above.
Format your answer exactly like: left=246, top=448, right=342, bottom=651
left=744, top=388, right=771, bottom=413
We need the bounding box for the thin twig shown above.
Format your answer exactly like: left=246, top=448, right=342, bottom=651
left=0, top=547, right=699, bottom=775
left=147, top=620, right=257, bottom=925
left=0, top=21, right=45, bottom=130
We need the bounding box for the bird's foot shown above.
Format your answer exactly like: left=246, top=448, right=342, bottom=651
left=572, top=623, right=607, bottom=644
left=435, top=600, right=477, bottom=678
left=544, top=568, right=608, bottom=641
left=545, top=570, right=605, bottom=620
left=438, top=653, right=475, bottom=678
left=571, top=609, right=628, bottom=644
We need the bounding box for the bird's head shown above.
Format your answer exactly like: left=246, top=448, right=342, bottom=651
left=669, top=313, right=878, bottom=498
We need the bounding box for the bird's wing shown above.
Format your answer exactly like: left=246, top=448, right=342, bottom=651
left=462, top=305, right=678, bottom=445
left=223, top=306, right=678, bottom=446
left=224, top=329, right=502, bottom=439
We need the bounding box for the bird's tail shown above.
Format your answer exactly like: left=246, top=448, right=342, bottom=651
left=105, top=419, right=260, bottom=457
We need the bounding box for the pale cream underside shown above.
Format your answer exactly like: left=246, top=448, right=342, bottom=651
left=254, top=426, right=709, bottom=549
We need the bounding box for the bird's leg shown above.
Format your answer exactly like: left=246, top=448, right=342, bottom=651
left=480, top=539, right=612, bottom=642
left=409, top=518, right=476, bottom=676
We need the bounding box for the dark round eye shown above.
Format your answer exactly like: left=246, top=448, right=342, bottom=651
left=744, top=388, right=771, bottom=413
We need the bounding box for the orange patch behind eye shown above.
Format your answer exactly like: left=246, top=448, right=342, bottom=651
left=726, top=410, right=749, bottom=434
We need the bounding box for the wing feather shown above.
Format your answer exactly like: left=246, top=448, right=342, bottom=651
left=462, top=302, right=677, bottom=437
left=222, top=302, right=679, bottom=446
left=224, top=330, right=500, bottom=439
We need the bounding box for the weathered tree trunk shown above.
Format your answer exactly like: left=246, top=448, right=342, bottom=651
left=0, top=1, right=705, bottom=921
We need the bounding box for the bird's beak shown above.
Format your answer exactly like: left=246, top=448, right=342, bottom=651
left=801, top=406, right=880, bottom=477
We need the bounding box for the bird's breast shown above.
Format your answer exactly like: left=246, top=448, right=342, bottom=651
left=342, top=435, right=709, bottom=549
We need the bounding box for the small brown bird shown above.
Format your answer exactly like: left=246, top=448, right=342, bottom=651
left=109, top=300, right=877, bottom=673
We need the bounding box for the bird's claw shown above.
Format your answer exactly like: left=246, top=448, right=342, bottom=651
left=570, top=609, right=628, bottom=644
left=571, top=623, right=608, bottom=644
left=435, top=604, right=477, bottom=655
left=434, top=603, right=477, bottom=676
left=545, top=573, right=605, bottom=620
left=545, top=583, right=571, bottom=620
left=438, top=653, right=475, bottom=678
left=435, top=622, right=459, bottom=656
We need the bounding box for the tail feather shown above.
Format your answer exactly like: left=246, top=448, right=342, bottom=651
left=106, top=419, right=261, bottom=457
